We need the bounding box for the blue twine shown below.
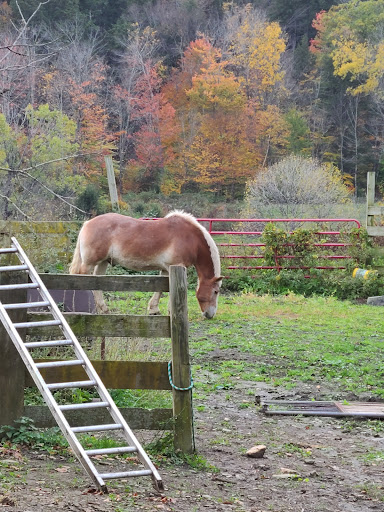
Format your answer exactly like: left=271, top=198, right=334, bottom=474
left=168, top=361, right=194, bottom=391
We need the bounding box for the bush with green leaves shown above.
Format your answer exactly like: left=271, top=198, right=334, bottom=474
left=0, top=417, right=67, bottom=453
left=221, top=222, right=380, bottom=300
left=223, top=268, right=384, bottom=301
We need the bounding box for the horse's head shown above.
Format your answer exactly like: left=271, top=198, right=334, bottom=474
left=196, top=277, right=223, bottom=319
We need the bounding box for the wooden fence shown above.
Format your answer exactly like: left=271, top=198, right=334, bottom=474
left=366, top=171, right=384, bottom=237
left=0, top=266, right=194, bottom=453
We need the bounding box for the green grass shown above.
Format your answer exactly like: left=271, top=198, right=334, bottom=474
left=187, top=291, right=384, bottom=398
left=101, top=289, right=384, bottom=399
left=23, top=289, right=384, bottom=413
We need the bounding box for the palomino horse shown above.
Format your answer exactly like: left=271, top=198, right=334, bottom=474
left=69, top=210, right=222, bottom=318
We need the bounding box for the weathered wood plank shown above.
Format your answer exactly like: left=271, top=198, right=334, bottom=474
left=366, top=172, right=376, bottom=229
left=367, top=226, right=384, bottom=237
left=169, top=265, right=194, bottom=453
left=40, top=274, right=170, bottom=292
left=367, top=206, right=384, bottom=216
left=26, top=312, right=171, bottom=338
left=23, top=405, right=173, bottom=430
left=0, top=221, right=80, bottom=234
left=0, top=272, right=27, bottom=426
left=105, top=156, right=119, bottom=211
left=25, top=360, right=171, bottom=390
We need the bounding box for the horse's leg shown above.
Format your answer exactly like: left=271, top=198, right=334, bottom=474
left=93, top=261, right=109, bottom=314
left=147, top=270, right=168, bottom=315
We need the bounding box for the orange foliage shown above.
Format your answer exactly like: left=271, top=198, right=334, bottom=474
left=67, top=63, right=115, bottom=178
left=309, top=10, right=327, bottom=54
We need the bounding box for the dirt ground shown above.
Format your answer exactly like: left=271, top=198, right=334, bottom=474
left=1, top=372, right=384, bottom=512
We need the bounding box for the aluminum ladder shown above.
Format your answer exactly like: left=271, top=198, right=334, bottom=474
left=0, top=237, right=163, bottom=493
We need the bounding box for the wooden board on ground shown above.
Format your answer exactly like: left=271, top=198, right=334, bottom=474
left=261, top=400, right=384, bottom=418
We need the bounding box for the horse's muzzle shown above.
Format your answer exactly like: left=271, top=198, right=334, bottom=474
left=202, top=307, right=216, bottom=319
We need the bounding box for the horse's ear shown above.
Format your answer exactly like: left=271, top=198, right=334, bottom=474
left=215, top=276, right=224, bottom=282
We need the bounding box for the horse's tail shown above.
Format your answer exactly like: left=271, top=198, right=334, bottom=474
left=69, top=234, right=82, bottom=274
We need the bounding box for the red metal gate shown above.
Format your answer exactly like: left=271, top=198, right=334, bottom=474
left=197, top=218, right=361, bottom=274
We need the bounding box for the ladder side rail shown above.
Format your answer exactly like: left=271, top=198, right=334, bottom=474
left=11, top=238, right=163, bottom=489
left=0, top=301, right=107, bottom=491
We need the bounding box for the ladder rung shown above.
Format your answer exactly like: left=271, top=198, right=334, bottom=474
left=36, top=359, right=84, bottom=369
left=14, top=319, right=61, bottom=329
left=59, top=401, right=109, bottom=411
left=0, top=283, right=38, bottom=291
left=99, top=470, right=153, bottom=480
left=25, top=339, right=73, bottom=349
left=71, top=424, right=123, bottom=433
left=0, top=264, right=28, bottom=272
left=0, top=247, right=17, bottom=254
left=86, top=446, right=137, bottom=456
left=4, top=301, right=50, bottom=310
left=47, top=380, right=97, bottom=390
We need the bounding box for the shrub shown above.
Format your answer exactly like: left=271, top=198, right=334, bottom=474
left=244, top=155, right=353, bottom=219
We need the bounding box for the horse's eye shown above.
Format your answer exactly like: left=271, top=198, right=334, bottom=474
left=214, top=290, right=219, bottom=295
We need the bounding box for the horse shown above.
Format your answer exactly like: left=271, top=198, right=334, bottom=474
left=69, top=210, right=222, bottom=318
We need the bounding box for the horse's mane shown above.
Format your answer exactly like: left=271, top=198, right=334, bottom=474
left=165, top=210, right=221, bottom=278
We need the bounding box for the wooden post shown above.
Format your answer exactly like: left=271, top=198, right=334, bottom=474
left=169, top=265, right=194, bottom=453
left=366, top=171, right=375, bottom=229
left=104, top=156, right=120, bottom=212
left=0, top=270, right=27, bottom=425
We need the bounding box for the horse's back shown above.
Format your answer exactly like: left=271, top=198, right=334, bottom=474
left=79, top=213, right=198, bottom=270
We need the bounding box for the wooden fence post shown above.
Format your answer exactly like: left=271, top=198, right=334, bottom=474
left=104, top=156, right=120, bottom=212
left=366, top=171, right=375, bottom=229
left=0, top=270, right=27, bottom=425
left=169, top=265, right=194, bottom=453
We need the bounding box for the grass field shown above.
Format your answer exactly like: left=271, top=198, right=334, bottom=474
left=96, top=290, right=384, bottom=402
left=188, top=291, right=384, bottom=398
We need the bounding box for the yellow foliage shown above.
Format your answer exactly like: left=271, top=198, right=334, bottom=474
left=228, top=8, right=286, bottom=97
left=332, top=38, right=384, bottom=95
left=187, top=72, right=246, bottom=112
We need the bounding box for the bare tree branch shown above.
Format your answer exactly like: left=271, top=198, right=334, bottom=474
left=0, top=152, right=104, bottom=216
left=0, top=193, right=31, bottom=219
left=0, top=0, right=52, bottom=69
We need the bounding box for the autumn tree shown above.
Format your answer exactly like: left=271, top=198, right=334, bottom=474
left=219, top=4, right=289, bottom=175
left=310, top=0, right=384, bottom=192
left=128, top=60, right=179, bottom=191
left=162, top=38, right=259, bottom=196
left=222, top=3, right=286, bottom=104
left=310, top=2, right=384, bottom=97
left=112, top=25, right=162, bottom=190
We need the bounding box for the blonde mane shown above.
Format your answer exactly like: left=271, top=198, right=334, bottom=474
left=166, top=210, right=221, bottom=278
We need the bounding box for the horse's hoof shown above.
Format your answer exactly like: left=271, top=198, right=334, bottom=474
left=148, top=309, right=161, bottom=316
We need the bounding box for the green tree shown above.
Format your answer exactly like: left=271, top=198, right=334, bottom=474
left=0, top=114, right=26, bottom=218
left=285, top=109, right=312, bottom=156
left=26, top=104, right=82, bottom=193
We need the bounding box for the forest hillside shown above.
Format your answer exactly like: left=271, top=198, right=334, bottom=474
left=0, top=0, right=383, bottom=219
